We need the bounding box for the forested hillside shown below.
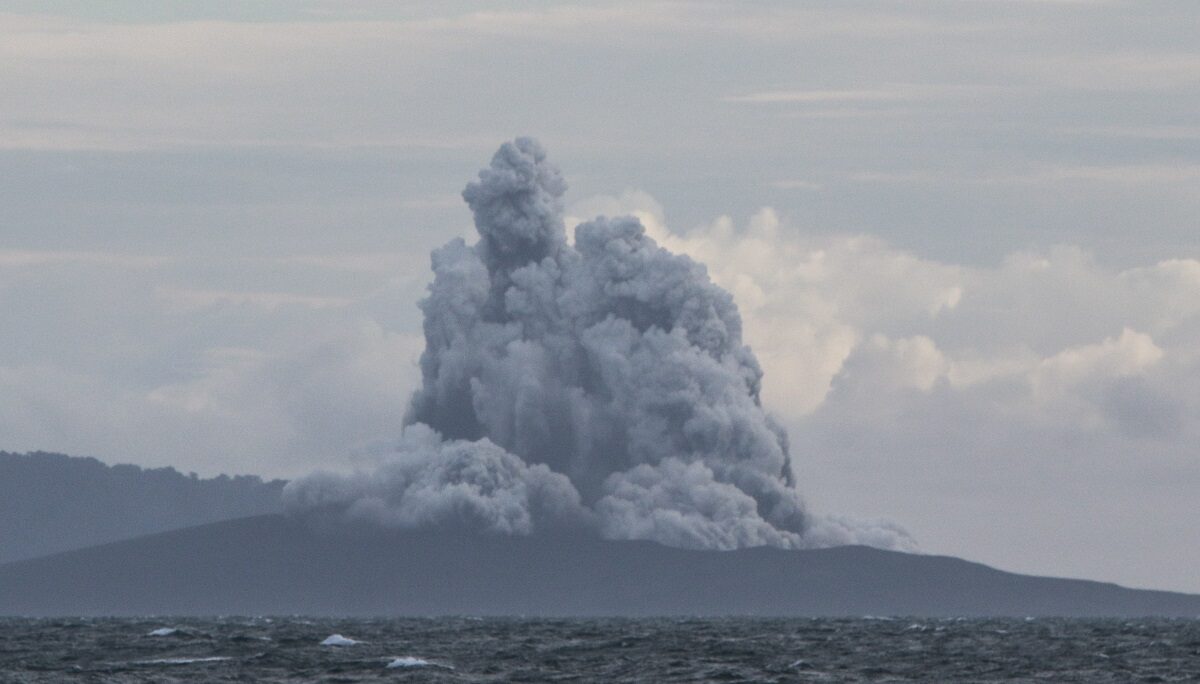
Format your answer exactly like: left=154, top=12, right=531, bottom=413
left=0, top=451, right=284, bottom=564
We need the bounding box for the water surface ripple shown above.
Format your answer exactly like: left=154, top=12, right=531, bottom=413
left=1, top=617, right=1197, bottom=682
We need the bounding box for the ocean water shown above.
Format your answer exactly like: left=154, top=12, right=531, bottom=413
left=1, top=617, right=1197, bottom=682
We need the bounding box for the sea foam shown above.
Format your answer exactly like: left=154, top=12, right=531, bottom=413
left=387, top=656, right=432, bottom=668
left=320, top=634, right=360, bottom=646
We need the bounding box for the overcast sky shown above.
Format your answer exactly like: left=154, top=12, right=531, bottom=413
left=3, top=0, right=1199, bottom=592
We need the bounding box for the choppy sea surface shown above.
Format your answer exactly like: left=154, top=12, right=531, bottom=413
left=1, top=617, right=1197, bottom=682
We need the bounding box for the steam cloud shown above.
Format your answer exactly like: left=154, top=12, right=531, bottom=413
left=285, top=138, right=912, bottom=551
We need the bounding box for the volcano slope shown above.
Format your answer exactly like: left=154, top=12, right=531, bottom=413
left=1, top=514, right=1197, bottom=617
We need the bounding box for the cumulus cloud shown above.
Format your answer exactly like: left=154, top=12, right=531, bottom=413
left=1032, top=328, right=1163, bottom=399
left=285, top=138, right=914, bottom=550
left=569, top=191, right=1200, bottom=439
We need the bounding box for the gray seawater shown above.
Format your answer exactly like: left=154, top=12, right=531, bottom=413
left=1, top=617, right=1197, bottom=682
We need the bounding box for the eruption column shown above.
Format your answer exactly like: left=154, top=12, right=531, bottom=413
left=286, top=138, right=913, bottom=552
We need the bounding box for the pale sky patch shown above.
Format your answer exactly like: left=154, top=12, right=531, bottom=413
left=154, top=288, right=355, bottom=312
left=0, top=250, right=169, bottom=268
left=770, top=180, right=824, bottom=191
left=724, top=89, right=906, bottom=104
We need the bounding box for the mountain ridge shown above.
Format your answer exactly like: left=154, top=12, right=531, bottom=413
left=0, top=451, right=285, bottom=564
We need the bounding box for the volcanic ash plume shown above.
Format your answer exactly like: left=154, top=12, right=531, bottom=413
left=284, top=138, right=913, bottom=551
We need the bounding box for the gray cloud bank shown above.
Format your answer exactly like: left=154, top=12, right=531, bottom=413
left=284, top=139, right=912, bottom=551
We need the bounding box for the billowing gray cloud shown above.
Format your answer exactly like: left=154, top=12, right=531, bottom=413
left=285, top=138, right=913, bottom=551
left=282, top=423, right=589, bottom=534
